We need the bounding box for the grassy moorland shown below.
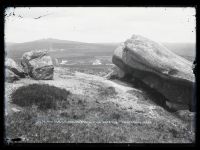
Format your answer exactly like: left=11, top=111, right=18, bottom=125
left=4, top=39, right=195, bottom=143
left=5, top=69, right=195, bottom=143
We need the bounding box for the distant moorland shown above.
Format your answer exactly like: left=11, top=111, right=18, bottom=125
left=5, top=38, right=196, bottom=63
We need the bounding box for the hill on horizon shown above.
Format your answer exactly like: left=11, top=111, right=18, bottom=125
left=5, top=38, right=196, bottom=62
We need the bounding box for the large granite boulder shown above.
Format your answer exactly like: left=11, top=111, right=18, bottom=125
left=112, top=34, right=195, bottom=110
left=21, top=50, right=54, bottom=80
left=5, top=58, right=26, bottom=78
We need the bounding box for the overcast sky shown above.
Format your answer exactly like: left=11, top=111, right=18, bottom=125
left=4, top=7, right=196, bottom=43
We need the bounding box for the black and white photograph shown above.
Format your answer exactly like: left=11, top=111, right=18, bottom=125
left=4, top=7, right=196, bottom=143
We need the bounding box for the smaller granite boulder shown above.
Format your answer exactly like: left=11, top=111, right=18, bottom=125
left=21, top=50, right=54, bottom=80
left=5, top=68, right=20, bottom=83
left=5, top=58, right=26, bottom=78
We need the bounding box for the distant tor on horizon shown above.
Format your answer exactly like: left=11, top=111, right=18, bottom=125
left=5, top=38, right=196, bottom=63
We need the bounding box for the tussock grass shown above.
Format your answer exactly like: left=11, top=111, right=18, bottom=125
left=98, top=86, right=117, bottom=98
left=6, top=84, right=194, bottom=143
left=5, top=103, right=194, bottom=143
left=11, top=84, right=70, bottom=111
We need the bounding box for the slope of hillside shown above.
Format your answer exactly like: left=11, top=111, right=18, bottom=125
left=5, top=67, right=195, bottom=143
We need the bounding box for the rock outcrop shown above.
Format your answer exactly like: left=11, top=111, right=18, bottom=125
left=112, top=34, right=195, bottom=110
left=21, top=50, right=54, bottom=80
left=5, top=58, right=26, bottom=82
left=5, top=58, right=26, bottom=78
left=5, top=68, right=20, bottom=83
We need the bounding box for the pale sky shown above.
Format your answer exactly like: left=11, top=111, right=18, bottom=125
left=4, top=7, right=196, bottom=43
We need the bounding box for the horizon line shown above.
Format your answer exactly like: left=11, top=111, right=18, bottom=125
left=5, top=38, right=196, bottom=45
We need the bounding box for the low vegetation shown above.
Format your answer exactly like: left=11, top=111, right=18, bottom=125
left=11, top=84, right=70, bottom=111
left=6, top=83, right=194, bottom=143
left=6, top=101, right=194, bottom=143
left=98, top=86, right=117, bottom=98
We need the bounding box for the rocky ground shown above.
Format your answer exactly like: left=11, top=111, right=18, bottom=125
left=5, top=67, right=195, bottom=143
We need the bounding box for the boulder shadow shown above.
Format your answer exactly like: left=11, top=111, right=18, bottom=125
left=119, top=76, right=178, bottom=113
